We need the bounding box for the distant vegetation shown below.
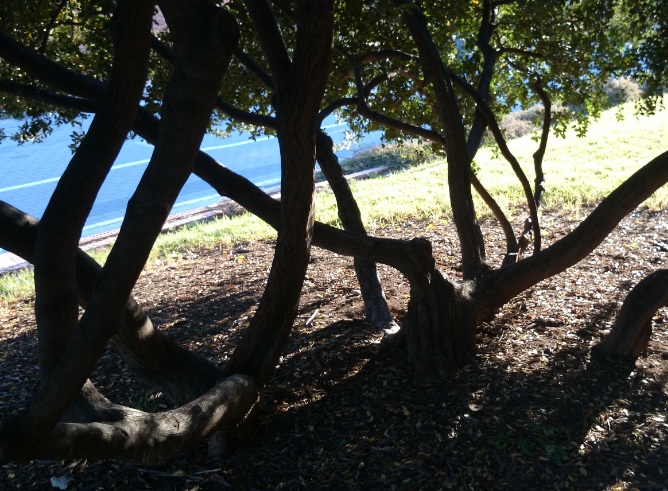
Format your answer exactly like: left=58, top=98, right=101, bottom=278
left=499, top=77, right=646, bottom=141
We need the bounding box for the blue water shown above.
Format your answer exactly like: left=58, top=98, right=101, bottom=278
left=0, top=116, right=382, bottom=241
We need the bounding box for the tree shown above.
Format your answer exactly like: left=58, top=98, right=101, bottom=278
left=0, top=0, right=666, bottom=463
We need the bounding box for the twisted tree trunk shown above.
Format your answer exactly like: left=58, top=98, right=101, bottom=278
left=595, top=270, right=668, bottom=359
left=1, top=0, right=250, bottom=463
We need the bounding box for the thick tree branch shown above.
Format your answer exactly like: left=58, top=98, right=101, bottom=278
left=398, top=0, right=488, bottom=279
left=4, top=0, right=155, bottom=456
left=7, top=375, right=261, bottom=464
left=0, top=32, right=102, bottom=99
left=226, top=0, right=335, bottom=380
left=0, top=200, right=225, bottom=405
left=476, top=150, right=668, bottom=320
left=243, top=0, right=292, bottom=84
left=594, top=270, right=668, bottom=359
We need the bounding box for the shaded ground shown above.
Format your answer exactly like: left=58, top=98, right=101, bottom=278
left=1, top=206, right=667, bottom=490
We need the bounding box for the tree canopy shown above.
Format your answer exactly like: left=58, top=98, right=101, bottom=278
left=0, top=0, right=666, bottom=464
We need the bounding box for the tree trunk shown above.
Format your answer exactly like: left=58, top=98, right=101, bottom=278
left=1, top=0, right=243, bottom=462
left=0, top=201, right=223, bottom=405
left=33, top=0, right=153, bottom=386
left=594, top=270, right=668, bottom=359
left=316, top=130, right=397, bottom=331
left=6, top=375, right=261, bottom=464
left=401, top=240, right=476, bottom=383
left=6, top=15, right=668, bottom=384
left=398, top=0, right=488, bottom=279
left=225, top=0, right=334, bottom=382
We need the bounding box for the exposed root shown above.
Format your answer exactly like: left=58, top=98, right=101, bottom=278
left=3, top=375, right=262, bottom=465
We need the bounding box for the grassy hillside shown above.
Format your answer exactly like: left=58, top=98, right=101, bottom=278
left=1, top=100, right=666, bottom=299
left=335, top=100, right=668, bottom=229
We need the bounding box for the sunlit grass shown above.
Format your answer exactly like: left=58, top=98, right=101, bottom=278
left=474, top=101, right=668, bottom=212
left=1, top=99, right=666, bottom=300
left=0, top=267, right=35, bottom=300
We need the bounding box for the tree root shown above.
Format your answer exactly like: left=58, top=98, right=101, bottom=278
left=594, top=269, right=668, bottom=359
left=4, top=375, right=261, bottom=465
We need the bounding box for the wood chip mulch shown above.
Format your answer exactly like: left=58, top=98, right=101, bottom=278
left=1, top=206, right=667, bottom=490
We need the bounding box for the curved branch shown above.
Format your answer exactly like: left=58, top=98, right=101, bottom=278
left=5, top=375, right=261, bottom=464
left=39, top=0, right=69, bottom=53
left=215, top=97, right=276, bottom=128
left=5, top=1, right=240, bottom=458
left=318, top=96, right=357, bottom=123
left=594, top=270, right=668, bottom=359
left=448, top=68, right=541, bottom=251
left=33, top=0, right=154, bottom=403
left=531, top=77, right=551, bottom=205
left=234, top=47, right=275, bottom=89
left=357, top=103, right=446, bottom=145
left=2, top=0, right=155, bottom=458
left=0, top=200, right=225, bottom=405
left=0, top=32, right=103, bottom=99
left=476, top=150, right=668, bottom=321
left=470, top=173, right=518, bottom=254
left=399, top=0, right=488, bottom=279
left=466, top=0, right=499, bottom=157
left=336, top=47, right=416, bottom=82
left=0, top=79, right=97, bottom=113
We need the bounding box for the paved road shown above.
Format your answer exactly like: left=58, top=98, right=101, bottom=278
left=1, top=117, right=382, bottom=238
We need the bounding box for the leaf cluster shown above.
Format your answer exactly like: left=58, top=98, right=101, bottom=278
left=0, top=0, right=664, bottom=146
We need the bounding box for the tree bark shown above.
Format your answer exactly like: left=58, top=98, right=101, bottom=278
left=4, top=8, right=668, bottom=384
left=475, top=150, right=668, bottom=321
left=0, top=201, right=223, bottom=405
left=594, top=270, right=668, bottom=359
left=33, top=0, right=153, bottom=385
left=398, top=0, right=488, bottom=280
left=1, top=0, right=242, bottom=461
left=6, top=375, right=261, bottom=464
left=8, top=0, right=155, bottom=458
left=316, top=131, right=397, bottom=331
left=226, top=0, right=334, bottom=382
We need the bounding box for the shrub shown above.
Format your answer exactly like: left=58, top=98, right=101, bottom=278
left=322, top=141, right=441, bottom=178
left=604, top=77, right=643, bottom=106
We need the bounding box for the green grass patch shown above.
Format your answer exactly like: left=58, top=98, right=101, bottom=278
left=474, top=101, right=668, bottom=212
left=1, top=99, right=666, bottom=301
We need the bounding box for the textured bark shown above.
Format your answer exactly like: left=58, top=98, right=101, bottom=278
left=316, top=131, right=396, bottom=331
left=7, top=0, right=155, bottom=458
left=398, top=1, right=487, bottom=279
left=4, top=5, right=667, bottom=386
left=33, top=0, right=153, bottom=385
left=594, top=270, right=668, bottom=359
left=226, top=0, right=334, bottom=381
left=401, top=240, right=476, bottom=382
left=0, top=201, right=222, bottom=405
left=476, top=150, right=668, bottom=321
left=1, top=0, right=242, bottom=462
left=6, top=375, right=261, bottom=464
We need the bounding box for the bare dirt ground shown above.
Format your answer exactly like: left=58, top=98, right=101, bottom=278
left=1, top=206, right=667, bottom=490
